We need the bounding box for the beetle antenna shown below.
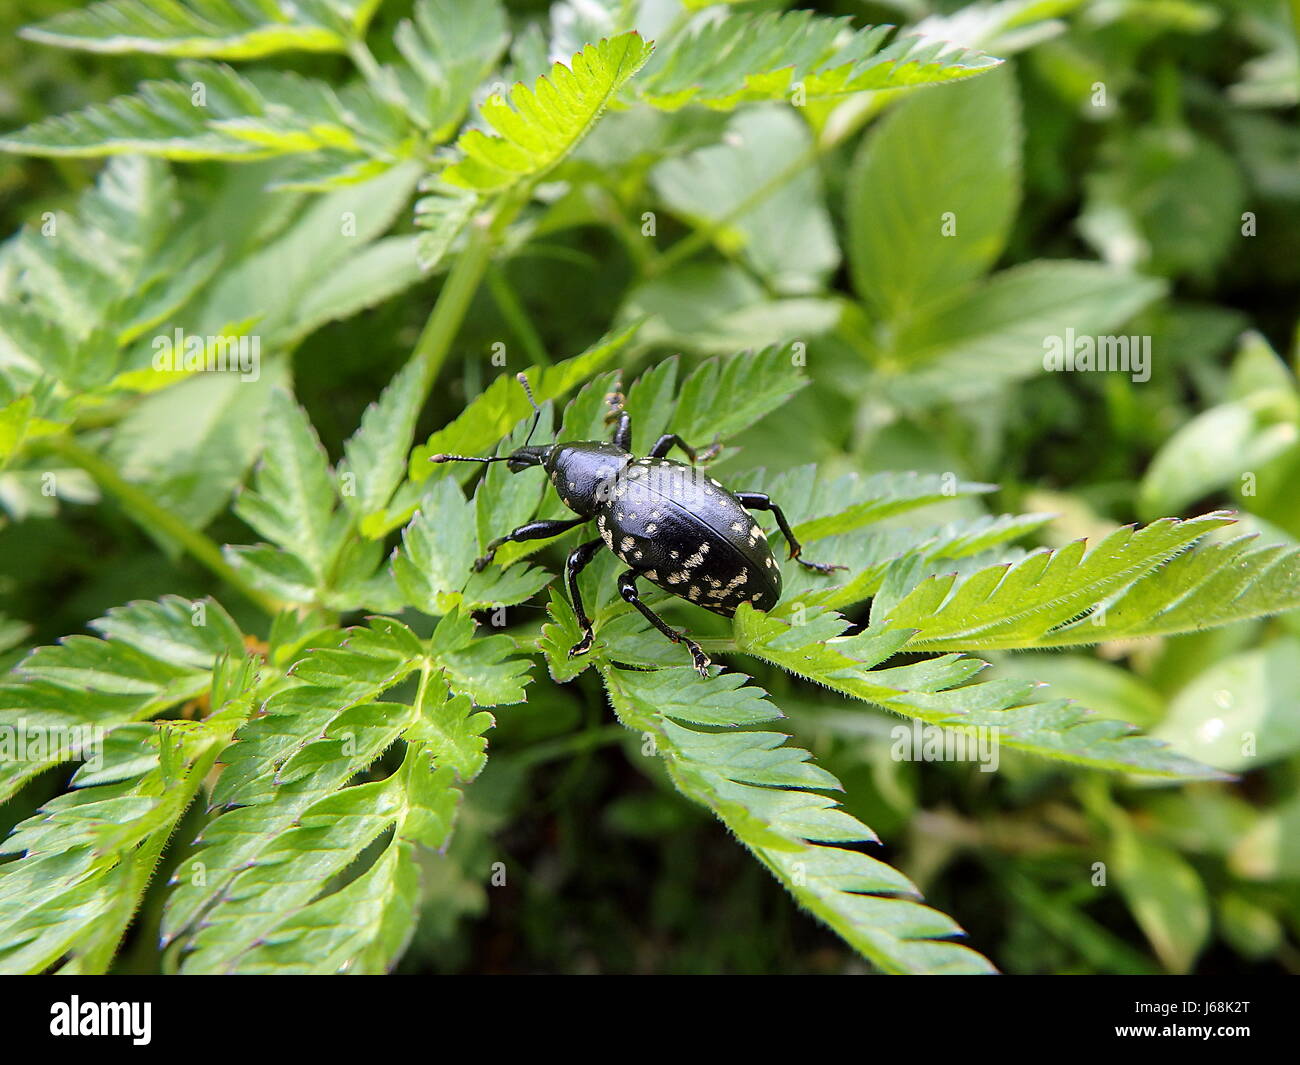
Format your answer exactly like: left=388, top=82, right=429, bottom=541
left=429, top=453, right=510, bottom=464
left=516, top=372, right=544, bottom=448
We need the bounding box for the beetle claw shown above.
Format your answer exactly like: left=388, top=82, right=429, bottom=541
left=472, top=553, right=493, bottom=573
left=800, top=559, right=848, bottom=575
left=682, top=638, right=711, bottom=677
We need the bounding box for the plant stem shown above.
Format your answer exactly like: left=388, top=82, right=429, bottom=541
left=509, top=723, right=626, bottom=769
left=487, top=262, right=551, bottom=365
left=406, top=185, right=534, bottom=403
left=39, top=435, right=283, bottom=616
left=408, top=212, right=497, bottom=401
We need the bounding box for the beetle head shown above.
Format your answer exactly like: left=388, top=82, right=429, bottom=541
left=429, top=373, right=555, bottom=474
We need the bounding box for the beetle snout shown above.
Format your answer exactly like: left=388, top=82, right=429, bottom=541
left=505, top=444, right=550, bottom=474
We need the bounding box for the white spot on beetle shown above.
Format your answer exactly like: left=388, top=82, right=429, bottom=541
left=620, top=536, right=635, bottom=552
left=688, top=585, right=700, bottom=600
left=646, top=523, right=657, bottom=534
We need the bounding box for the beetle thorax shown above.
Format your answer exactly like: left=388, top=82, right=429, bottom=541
left=546, top=441, right=631, bottom=516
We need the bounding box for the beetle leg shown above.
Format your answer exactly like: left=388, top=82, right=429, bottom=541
left=474, top=516, right=587, bottom=572
left=565, top=537, right=606, bottom=658
left=607, top=410, right=632, bottom=451
left=617, top=569, right=711, bottom=678
left=733, top=492, right=848, bottom=575
left=649, top=433, right=722, bottom=464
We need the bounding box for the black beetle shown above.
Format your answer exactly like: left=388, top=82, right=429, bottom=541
left=432, top=374, right=845, bottom=676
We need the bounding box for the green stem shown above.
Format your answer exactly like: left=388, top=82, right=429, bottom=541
left=408, top=212, right=497, bottom=401
left=406, top=186, right=534, bottom=403
left=510, top=723, right=626, bottom=769
left=487, top=262, right=551, bottom=366
left=39, top=435, right=282, bottom=616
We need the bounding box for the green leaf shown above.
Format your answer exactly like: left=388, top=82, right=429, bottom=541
left=1, top=62, right=356, bottom=160
left=108, top=360, right=284, bottom=535
left=413, top=184, right=475, bottom=271
left=783, top=511, right=1054, bottom=612
left=0, top=596, right=244, bottom=802
left=1138, top=400, right=1298, bottom=520
left=1155, top=638, right=1300, bottom=772
left=732, top=604, right=1228, bottom=779
left=1037, top=535, right=1300, bottom=646
left=741, top=467, right=996, bottom=542
left=391, top=0, right=509, bottom=138
left=601, top=663, right=996, bottom=974
left=429, top=609, right=530, bottom=709
left=0, top=156, right=222, bottom=409
left=846, top=65, right=1020, bottom=323
left=637, top=11, right=1001, bottom=111
left=19, top=0, right=366, bottom=59
left=338, top=358, right=425, bottom=523
left=165, top=610, right=527, bottom=973
left=622, top=262, right=841, bottom=356
left=391, top=478, right=553, bottom=614
left=188, top=161, right=422, bottom=348
left=884, top=261, right=1167, bottom=406
left=669, top=344, right=809, bottom=444
left=441, top=32, right=655, bottom=193
left=875, top=513, right=1235, bottom=651
left=292, top=235, right=423, bottom=341
left=234, top=389, right=344, bottom=587
left=1113, top=818, right=1211, bottom=974
left=0, top=658, right=259, bottom=974
left=651, top=106, right=838, bottom=295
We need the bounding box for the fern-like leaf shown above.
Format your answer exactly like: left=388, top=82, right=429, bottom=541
left=165, top=612, right=521, bottom=973
left=441, top=32, right=655, bottom=193
left=600, top=663, right=996, bottom=974
left=19, top=0, right=373, bottom=59
left=637, top=11, right=1000, bottom=111
left=732, top=604, right=1228, bottom=780
left=874, top=512, right=1237, bottom=651
left=0, top=652, right=258, bottom=974
left=0, top=596, right=244, bottom=803
left=1032, top=534, right=1300, bottom=647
